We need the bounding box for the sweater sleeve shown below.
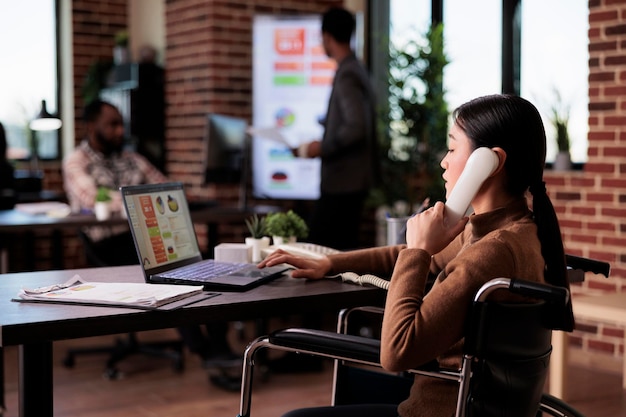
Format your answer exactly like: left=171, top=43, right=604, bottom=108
left=328, top=245, right=404, bottom=277
left=380, top=237, right=519, bottom=372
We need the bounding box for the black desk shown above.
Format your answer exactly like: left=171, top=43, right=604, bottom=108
left=0, top=265, right=385, bottom=417
left=0, top=209, right=128, bottom=272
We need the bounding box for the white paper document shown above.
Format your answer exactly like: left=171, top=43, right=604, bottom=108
left=15, top=201, right=72, bottom=217
left=246, top=126, right=291, bottom=147
left=15, top=275, right=205, bottom=309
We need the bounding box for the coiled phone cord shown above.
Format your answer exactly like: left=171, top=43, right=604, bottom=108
left=337, top=272, right=390, bottom=290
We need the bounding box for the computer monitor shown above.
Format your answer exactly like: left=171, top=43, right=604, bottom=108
left=203, top=113, right=248, bottom=184
left=203, top=113, right=249, bottom=209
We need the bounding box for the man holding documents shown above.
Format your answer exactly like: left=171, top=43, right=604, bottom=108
left=293, top=7, right=377, bottom=250
left=274, top=6, right=378, bottom=373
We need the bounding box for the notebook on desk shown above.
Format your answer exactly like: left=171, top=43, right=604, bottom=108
left=120, top=182, right=287, bottom=291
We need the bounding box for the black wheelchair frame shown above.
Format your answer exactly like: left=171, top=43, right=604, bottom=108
left=238, top=255, right=610, bottom=417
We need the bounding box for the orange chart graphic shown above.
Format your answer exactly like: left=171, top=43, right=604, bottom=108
left=274, top=28, right=305, bottom=55
left=274, top=61, right=304, bottom=71
left=138, top=195, right=168, bottom=264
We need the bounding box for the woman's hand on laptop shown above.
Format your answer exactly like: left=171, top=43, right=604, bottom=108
left=257, top=249, right=331, bottom=280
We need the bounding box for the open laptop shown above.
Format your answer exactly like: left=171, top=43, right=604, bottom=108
left=120, top=182, right=287, bottom=291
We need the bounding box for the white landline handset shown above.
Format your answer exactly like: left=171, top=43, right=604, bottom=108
left=340, top=147, right=500, bottom=290
left=444, top=147, right=500, bottom=224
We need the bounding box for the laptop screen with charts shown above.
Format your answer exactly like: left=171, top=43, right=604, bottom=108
left=120, top=182, right=287, bottom=291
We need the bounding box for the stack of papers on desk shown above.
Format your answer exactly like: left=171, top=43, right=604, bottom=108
left=14, top=275, right=211, bottom=310
left=15, top=201, right=72, bottom=217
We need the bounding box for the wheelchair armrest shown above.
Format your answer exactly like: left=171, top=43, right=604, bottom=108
left=508, top=278, right=569, bottom=305
left=565, top=254, right=610, bottom=278
left=268, top=328, right=381, bottom=365
left=268, top=327, right=451, bottom=386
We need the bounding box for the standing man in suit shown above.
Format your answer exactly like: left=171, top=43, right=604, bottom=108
left=295, top=6, right=378, bottom=250
left=271, top=7, right=378, bottom=374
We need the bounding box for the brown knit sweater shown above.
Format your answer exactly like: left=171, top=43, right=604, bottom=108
left=327, top=198, right=546, bottom=417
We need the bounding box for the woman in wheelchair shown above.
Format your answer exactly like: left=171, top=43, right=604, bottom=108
left=259, top=94, right=574, bottom=417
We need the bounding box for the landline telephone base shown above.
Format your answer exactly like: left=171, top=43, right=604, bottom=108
left=262, top=242, right=390, bottom=290
left=262, top=242, right=342, bottom=259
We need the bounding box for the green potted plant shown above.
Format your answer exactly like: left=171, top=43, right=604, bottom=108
left=369, top=24, right=448, bottom=214
left=549, top=89, right=572, bottom=171
left=113, top=30, right=130, bottom=64
left=265, top=210, right=309, bottom=245
left=244, top=214, right=270, bottom=262
left=82, top=59, right=114, bottom=105
left=114, top=30, right=129, bottom=48
left=94, top=187, right=113, bottom=220
left=245, top=214, right=266, bottom=238
left=95, top=187, right=112, bottom=203
left=367, top=24, right=449, bottom=245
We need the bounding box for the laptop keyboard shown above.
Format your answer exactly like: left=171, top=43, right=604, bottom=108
left=161, top=260, right=249, bottom=282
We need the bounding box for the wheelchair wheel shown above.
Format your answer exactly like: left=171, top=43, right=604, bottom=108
left=538, top=393, right=585, bottom=417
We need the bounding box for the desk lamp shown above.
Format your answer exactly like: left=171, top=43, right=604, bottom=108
left=29, top=99, right=62, bottom=172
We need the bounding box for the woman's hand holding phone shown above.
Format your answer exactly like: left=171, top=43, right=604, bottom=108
left=405, top=202, right=468, bottom=256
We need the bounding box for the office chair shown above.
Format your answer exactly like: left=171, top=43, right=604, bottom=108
left=62, top=230, right=184, bottom=379
left=238, top=255, right=610, bottom=417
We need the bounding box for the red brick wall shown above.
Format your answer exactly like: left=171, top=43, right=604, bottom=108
left=72, top=0, right=128, bottom=142
left=546, top=0, right=626, bottom=361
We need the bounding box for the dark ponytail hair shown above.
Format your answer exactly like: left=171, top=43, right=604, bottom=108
left=453, top=94, right=574, bottom=330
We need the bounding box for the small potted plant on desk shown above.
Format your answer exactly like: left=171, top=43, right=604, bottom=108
left=94, top=187, right=113, bottom=220
left=265, top=210, right=309, bottom=246
left=244, top=214, right=271, bottom=263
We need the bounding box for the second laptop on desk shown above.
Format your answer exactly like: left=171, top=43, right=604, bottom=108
left=120, top=182, right=288, bottom=291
